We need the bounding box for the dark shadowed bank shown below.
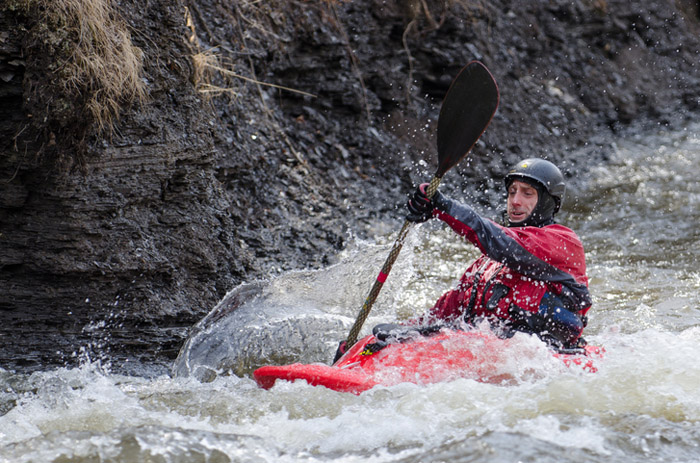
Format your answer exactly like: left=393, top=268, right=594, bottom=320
left=0, top=0, right=698, bottom=371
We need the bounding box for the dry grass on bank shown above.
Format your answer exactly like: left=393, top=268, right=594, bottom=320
left=186, top=7, right=315, bottom=101
left=33, top=0, right=146, bottom=135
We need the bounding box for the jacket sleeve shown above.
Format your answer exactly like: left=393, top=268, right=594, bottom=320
left=433, top=198, right=591, bottom=313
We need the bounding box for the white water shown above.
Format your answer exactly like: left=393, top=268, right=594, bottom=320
left=1, top=124, right=699, bottom=463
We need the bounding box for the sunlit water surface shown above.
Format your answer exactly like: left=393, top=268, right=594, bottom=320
left=2, top=125, right=699, bottom=462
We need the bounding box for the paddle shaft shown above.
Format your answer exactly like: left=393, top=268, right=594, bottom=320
left=335, top=61, right=499, bottom=363
left=343, top=176, right=442, bottom=348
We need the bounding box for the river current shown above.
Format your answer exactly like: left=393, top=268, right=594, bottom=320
left=1, top=124, right=699, bottom=462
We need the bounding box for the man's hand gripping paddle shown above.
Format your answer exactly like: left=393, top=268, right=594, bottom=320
left=334, top=61, right=500, bottom=363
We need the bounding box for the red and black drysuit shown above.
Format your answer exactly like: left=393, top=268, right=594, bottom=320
left=415, top=198, right=591, bottom=349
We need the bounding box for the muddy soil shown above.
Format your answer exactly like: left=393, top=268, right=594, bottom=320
left=0, top=0, right=698, bottom=371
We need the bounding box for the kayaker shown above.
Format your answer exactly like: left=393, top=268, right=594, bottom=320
left=403, top=158, right=591, bottom=351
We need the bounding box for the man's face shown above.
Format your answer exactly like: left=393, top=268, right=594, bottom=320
left=507, top=180, right=539, bottom=224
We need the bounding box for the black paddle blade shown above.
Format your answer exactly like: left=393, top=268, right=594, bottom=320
left=435, top=61, right=499, bottom=178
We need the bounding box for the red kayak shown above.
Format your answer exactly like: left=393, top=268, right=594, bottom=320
left=254, top=329, right=604, bottom=394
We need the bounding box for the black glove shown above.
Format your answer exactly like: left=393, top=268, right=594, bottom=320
left=406, top=183, right=448, bottom=223
left=333, top=340, right=348, bottom=363
left=406, top=183, right=433, bottom=223
left=371, top=323, right=405, bottom=341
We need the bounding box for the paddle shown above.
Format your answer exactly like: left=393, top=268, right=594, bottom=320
left=334, top=61, right=500, bottom=363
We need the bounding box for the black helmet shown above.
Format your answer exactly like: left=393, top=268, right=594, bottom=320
left=504, top=158, right=566, bottom=227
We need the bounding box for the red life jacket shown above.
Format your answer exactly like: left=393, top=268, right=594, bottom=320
left=418, top=203, right=590, bottom=326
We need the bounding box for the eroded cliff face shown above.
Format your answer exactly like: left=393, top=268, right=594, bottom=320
left=1, top=0, right=698, bottom=369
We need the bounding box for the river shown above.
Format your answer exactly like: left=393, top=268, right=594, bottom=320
left=1, top=124, right=699, bottom=462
